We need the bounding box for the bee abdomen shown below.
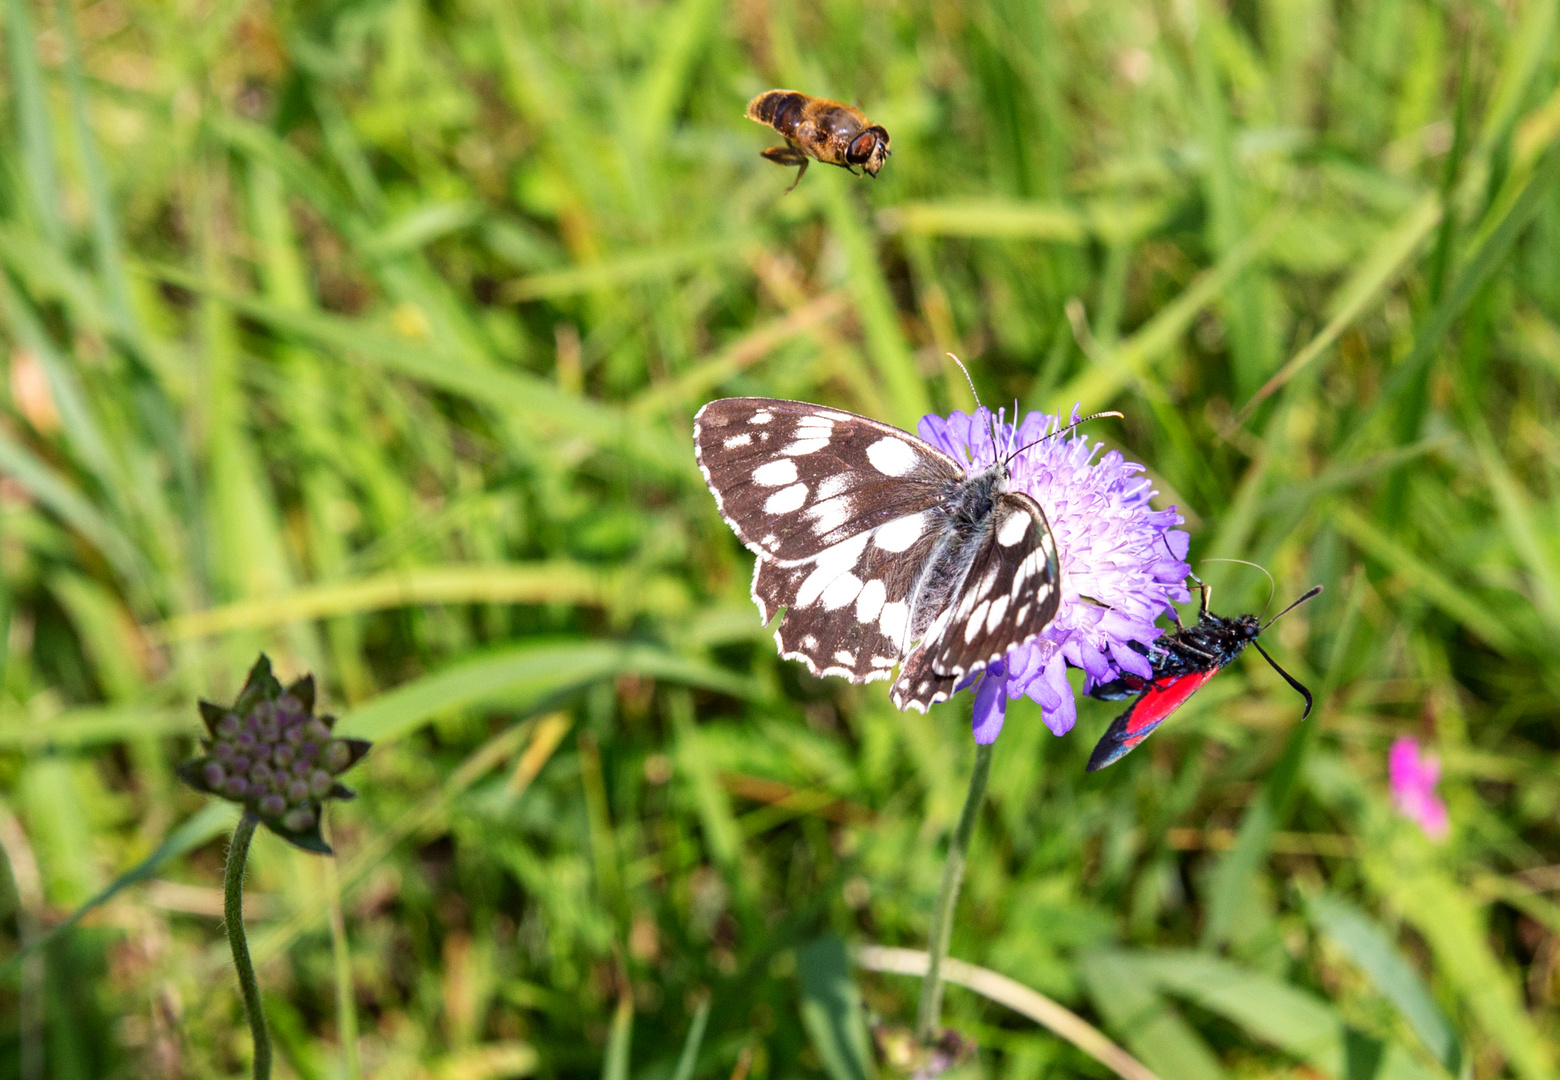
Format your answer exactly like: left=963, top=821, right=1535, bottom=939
left=746, top=90, right=807, bottom=134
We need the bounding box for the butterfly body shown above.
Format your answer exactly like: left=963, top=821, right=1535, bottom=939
left=1086, top=589, right=1318, bottom=772
left=693, top=397, right=1061, bottom=713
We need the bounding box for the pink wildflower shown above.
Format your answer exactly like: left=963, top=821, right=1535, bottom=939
left=1389, top=737, right=1448, bottom=840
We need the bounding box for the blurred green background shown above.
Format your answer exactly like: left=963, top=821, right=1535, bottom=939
left=1, top=0, right=1559, bottom=1077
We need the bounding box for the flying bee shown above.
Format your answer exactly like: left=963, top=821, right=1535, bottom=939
left=745, top=90, right=891, bottom=192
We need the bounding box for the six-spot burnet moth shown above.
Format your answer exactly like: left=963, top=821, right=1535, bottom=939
left=1085, top=573, right=1323, bottom=772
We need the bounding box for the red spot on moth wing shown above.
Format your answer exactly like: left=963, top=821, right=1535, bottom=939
left=1123, top=668, right=1221, bottom=736
left=1087, top=667, right=1222, bottom=772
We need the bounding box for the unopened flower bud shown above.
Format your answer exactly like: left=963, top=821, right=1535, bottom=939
left=179, top=655, right=371, bottom=854
left=325, top=741, right=352, bottom=772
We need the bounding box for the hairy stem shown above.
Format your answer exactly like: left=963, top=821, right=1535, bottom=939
left=916, top=741, right=995, bottom=1043
left=225, top=813, right=271, bottom=1080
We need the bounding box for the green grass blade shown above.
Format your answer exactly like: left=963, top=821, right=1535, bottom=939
left=798, top=935, right=877, bottom=1080
left=0, top=802, right=238, bottom=982
left=1307, top=891, right=1461, bottom=1075
left=670, top=995, right=711, bottom=1080
left=339, top=640, right=758, bottom=745
left=3, top=0, right=64, bottom=248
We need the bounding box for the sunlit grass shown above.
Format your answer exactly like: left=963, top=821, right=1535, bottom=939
left=1, top=0, right=1558, bottom=1077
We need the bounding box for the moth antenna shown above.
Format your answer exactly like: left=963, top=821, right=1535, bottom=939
left=1199, top=557, right=1275, bottom=613
left=1002, top=411, right=1123, bottom=467
left=1157, top=533, right=1202, bottom=620
left=1260, top=585, right=1323, bottom=632
left=1251, top=640, right=1314, bottom=720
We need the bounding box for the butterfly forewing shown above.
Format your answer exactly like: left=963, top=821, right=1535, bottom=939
left=694, top=398, right=964, bottom=564
left=890, top=492, right=1061, bottom=712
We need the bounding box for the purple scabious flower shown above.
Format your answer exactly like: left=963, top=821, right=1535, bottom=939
left=918, top=407, right=1191, bottom=742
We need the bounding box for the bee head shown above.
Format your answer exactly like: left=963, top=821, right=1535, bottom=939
left=846, top=126, right=891, bottom=177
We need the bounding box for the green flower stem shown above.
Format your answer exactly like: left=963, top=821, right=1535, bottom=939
left=225, top=813, right=271, bottom=1080
left=916, top=740, right=995, bottom=1044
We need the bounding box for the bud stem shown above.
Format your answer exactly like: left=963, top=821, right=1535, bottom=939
left=225, top=813, right=271, bottom=1080
left=915, top=740, right=994, bottom=1044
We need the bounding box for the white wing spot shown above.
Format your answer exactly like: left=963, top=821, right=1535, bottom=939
left=794, top=533, right=871, bottom=608
left=870, top=655, right=897, bottom=667
left=879, top=600, right=909, bottom=645
left=866, top=437, right=917, bottom=477
left=855, top=578, right=886, bottom=624
left=818, top=410, right=853, bottom=421
left=834, top=650, right=856, bottom=666
left=821, top=572, right=864, bottom=611
left=998, top=513, right=1031, bottom=547
left=806, top=496, right=854, bottom=536
left=801, top=634, right=819, bottom=650
left=753, top=458, right=798, bottom=486
left=815, top=473, right=850, bottom=501
left=751, top=411, right=773, bottom=425
left=763, top=482, right=808, bottom=514
left=965, top=600, right=991, bottom=643
left=985, top=595, right=1010, bottom=634
left=724, top=433, right=753, bottom=449
left=1014, top=603, right=1030, bottom=624
left=782, top=438, right=830, bottom=456
left=796, top=416, right=835, bottom=431
left=873, top=512, right=926, bottom=553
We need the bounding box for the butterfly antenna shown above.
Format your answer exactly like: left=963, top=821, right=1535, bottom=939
left=947, top=353, right=1000, bottom=462
left=1199, top=558, right=1275, bottom=612
left=1251, top=640, right=1315, bottom=720
left=1260, top=585, right=1323, bottom=632
left=1002, top=411, right=1124, bottom=467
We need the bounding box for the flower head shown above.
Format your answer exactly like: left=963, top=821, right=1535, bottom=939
left=1389, top=737, right=1448, bottom=840
left=178, top=655, right=370, bottom=853
left=917, top=407, right=1191, bottom=742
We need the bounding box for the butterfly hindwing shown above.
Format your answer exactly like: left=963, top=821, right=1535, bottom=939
left=694, top=398, right=964, bottom=564
left=1085, top=667, right=1220, bottom=771
left=890, top=492, right=1061, bottom=712
left=753, top=521, right=942, bottom=683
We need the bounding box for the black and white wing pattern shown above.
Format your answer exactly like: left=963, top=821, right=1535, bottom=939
left=890, top=491, right=1060, bottom=710
left=693, top=397, right=1062, bottom=712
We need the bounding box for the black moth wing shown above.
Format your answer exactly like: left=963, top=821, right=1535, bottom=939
left=693, top=398, right=964, bottom=565
left=891, top=492, right=1061, bottom=712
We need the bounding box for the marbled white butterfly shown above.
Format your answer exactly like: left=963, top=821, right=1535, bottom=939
left=693, top=397, right=1063, bottom=712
